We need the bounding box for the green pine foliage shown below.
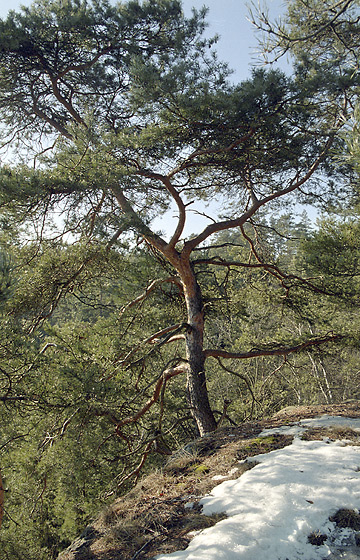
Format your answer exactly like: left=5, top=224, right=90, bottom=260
left=0, top=0, right=359, bottom=557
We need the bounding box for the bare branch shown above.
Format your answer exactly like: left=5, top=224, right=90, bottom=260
left=115, top=362, right=187, bottom=430
left=239, top=225, right=331, bottom=295
left=105, top=226, right=127, bottom=250
left=252, top=0, right=354, bottom=45
left=113, top=323, right=189, bottom=371
left=193, top=257, right=269, bottom=269
left=119, top=277, right=182, bottom=317
left=259, top=357, right=288, bottom=393
left=111, top=439, right=153, bottom=492
left=182, top=135, right=335, bottom=255
left=135, top=170, right=186, bottom=249
left=161, top=334, right=186, bottom=344
left=216, top=358, right=258, bottom=419
left=168, top=127, right=256, bottom=176
left=204, top=333, right=342, bottom=360
left=110, top=185, right=168, bottom=251
left=28, top=252, right=96, bottom=333
left=56, top=45, right=113, bottom=80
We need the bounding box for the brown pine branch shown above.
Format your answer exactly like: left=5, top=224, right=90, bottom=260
left=119, top=277, right=182, bottom=317
left=110, top=185, right=170, bottom=255
left=134, top=170, right=186, bottom=249
left=112, top=323, right=188, bottom=371
left=182, top=136, right=335, bottom=255
left=193, top=254, right=332, bottom=296
left=204, top=333, right=342, bottom=360
left=168, top=127, right=256, bottom=174
left=115, top=363, right=187, bottom=431
left=239, top=224, right=331, bottom=295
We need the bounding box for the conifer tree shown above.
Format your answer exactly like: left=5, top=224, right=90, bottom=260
left=0, top=0, right=351, bottom=438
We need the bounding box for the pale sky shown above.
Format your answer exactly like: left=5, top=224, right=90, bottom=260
left=182, top=0, right=287, bottom=82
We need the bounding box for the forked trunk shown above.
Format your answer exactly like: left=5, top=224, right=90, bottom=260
left=182, top=267, right=217, bottom=436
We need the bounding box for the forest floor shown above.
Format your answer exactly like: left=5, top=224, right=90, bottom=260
left=57, top=402, right=360, bottom=560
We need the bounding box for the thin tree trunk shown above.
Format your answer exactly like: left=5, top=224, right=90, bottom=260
left=182, top=266, right=217, bottom=436
left=0, top=469, right=4, bottom=529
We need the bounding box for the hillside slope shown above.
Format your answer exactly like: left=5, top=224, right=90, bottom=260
left=58, top=402, right=360, bottom=560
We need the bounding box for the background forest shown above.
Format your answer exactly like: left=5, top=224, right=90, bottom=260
left=0, top=0, right=359, bottom=558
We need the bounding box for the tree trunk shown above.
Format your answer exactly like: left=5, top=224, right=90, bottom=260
left=182, top=266, right=217, bottom=436
left=0, top=469, right=3, bottom=529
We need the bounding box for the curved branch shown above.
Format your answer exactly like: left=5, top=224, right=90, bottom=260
left=144, top=324, right=184, bottom=345
left=113, top=323, right=189, bottom=369
left=56, top=45, right=113, bottom=79
left=115, top=439, right=154, bottom=490
left=110, top=185, right=172, bottom=256
left=87, top=190, right=106, bottom=237
left=193, top=257, right=269, bottom=269
left=115, top=363, right=187, bottom=430
left=239, top=225, right=331, bottom=295
left=165, top=176, right=187, bottom=249
left=32, top=102, right=73, bottom=139
left=259, top=357, right=288, bottom=393
left=162, top=334, right=186, bottom=344
left=216, top=358, right=258, bottom=417
left=168, top=127, right=256, bottom=176
left=204, top=333, right=342, bottom=360
left=28, top=251, right=98, bottom=333
left=135, top=170, right=186, bottom=249
left=253, top=0, right=354, bottom=46
left=119, top=277, right=182, bottom=316
left=50, top=76, right=85, bottom=125
left=182, top=135, right=335, bottom=255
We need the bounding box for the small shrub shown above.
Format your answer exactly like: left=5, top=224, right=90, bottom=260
left=192, top=464, right=210, bottom=475
left=308, top=531, right=327, bottom=546
left=329, top=508, right=360, bottom=531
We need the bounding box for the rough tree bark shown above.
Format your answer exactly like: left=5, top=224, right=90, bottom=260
left=111, top=183, right=217, bottom=435
left=181, top=264, right=217, bottom=436
left=0, top=469, right=4, bottom=529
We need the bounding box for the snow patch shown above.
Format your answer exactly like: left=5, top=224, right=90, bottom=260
left=156, top=416, right=360, bottom=560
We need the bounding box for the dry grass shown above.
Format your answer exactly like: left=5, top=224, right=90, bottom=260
left=301, top=426, right=360, bottom=444
left=308, top=531, right=328, bottom=546
left=58, top=402, right=360, bottom=560
left=308, top=507, right=360, bottom=549
left=77, top=430, right=294, bottom=560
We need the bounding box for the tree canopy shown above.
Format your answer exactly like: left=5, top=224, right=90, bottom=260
left=0, top=0, right=355, bottom=441
left=0, top=1, right=360, bottom=557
